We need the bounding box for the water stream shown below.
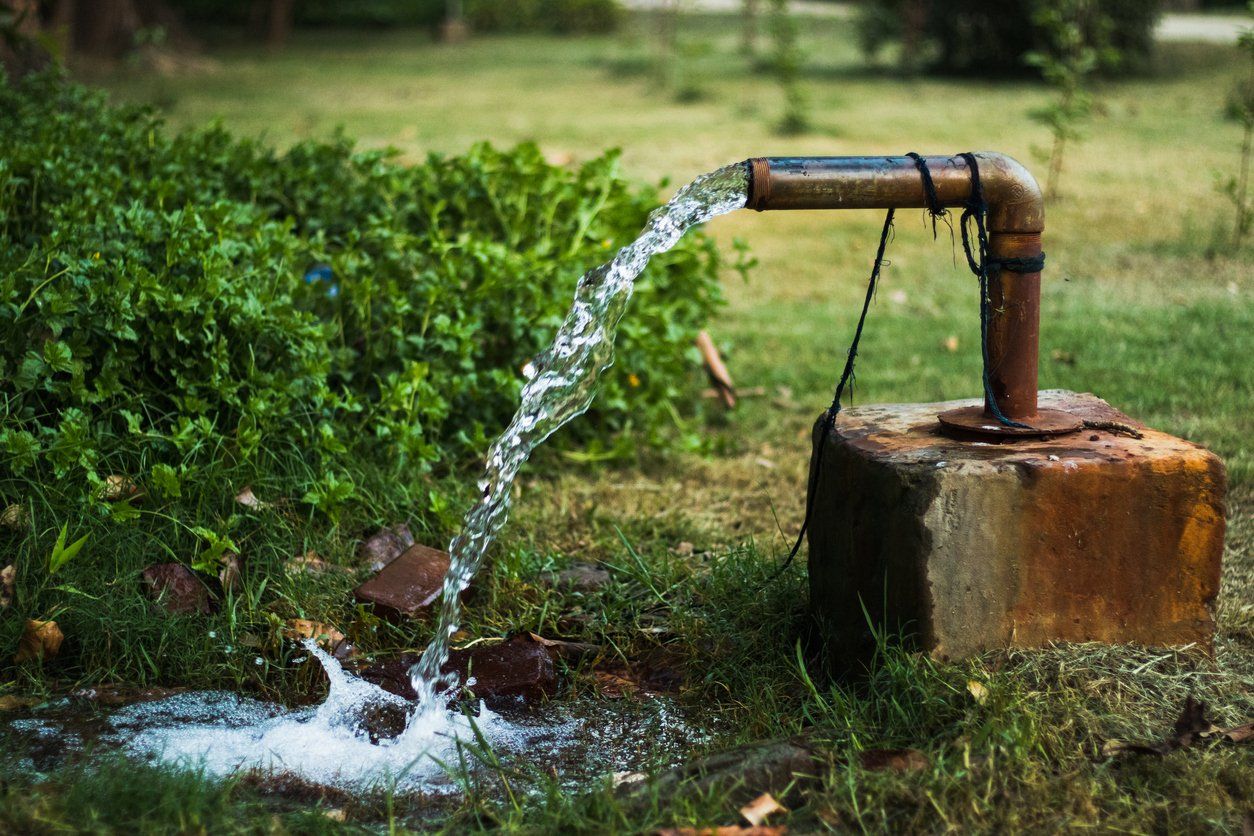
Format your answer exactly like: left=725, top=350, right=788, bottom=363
left=409, top=161, right=748, bottom=710
left=62, top=163, right=749, bottom=791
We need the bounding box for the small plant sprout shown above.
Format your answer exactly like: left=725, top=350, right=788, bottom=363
left=1218, top=3, right=1254, bottom=247
left=48, top=523, right=89, bottom=575
left=768, top=0, right=809, bottom=135
left=1026, top=0, right=1119, bottom=200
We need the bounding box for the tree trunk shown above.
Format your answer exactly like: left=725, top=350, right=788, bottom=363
left=1, top=0, right=52, bottom=75
left=73, top=0, right=143, bottom=58
left=900, top=0, right=927, bottom=72
left=741, top=0, right=758, bottom=57
left=266, top=0, right=293, bottom=50
left=48, top=0, right=76, bottom=57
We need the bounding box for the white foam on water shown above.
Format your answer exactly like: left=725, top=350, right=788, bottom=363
left=113, top=642, right=575, bottom=793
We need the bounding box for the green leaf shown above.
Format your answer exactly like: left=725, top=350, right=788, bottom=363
left=48, top=523, right=89, bottom=575
left=150, top=463, right=181, bottom=499
left=42, top=340, right=74, bottom=373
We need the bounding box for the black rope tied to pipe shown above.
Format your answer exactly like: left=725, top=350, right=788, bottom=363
left=956, top=151, right=1034, bottom=430
left=765, top=152, right=1046, bottom=584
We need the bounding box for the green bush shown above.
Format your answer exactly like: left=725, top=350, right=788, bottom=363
left=855, top=0, right=1162, bottom=76
left=0, top=72, right=732, bottom=502
left=466, top=0, right=622, bottom=35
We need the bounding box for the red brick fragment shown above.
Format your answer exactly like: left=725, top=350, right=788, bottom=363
left=141, top=563, right=211, bottom=615
left=353, top=543, right=450, bottom=620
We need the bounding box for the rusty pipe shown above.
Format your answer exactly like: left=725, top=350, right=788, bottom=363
left=744, top=154, right=1072, bottom=436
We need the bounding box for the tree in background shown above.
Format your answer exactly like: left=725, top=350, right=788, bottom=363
left=1218, top=3, right=1254, bottom=246
left=741, top=0, right=758, bottom=57
left=1025, top=0, right=1119, bottom=200
left=651, top=0, right=708, bottom=103
left=768, top=0, right=808, bottom=134
left=855, top=0, right=1160, bottom=77
left=1, top=0, right=52, bottom=76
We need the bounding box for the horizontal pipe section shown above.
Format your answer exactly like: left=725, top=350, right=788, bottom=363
left=744, top=153, right=1046, bottom=425
left=746, top=154, right=1044, bottom=234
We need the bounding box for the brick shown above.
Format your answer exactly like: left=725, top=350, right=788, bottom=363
left=141, top=563, right=211, bottom=615
left=807, top=390, right=1226, bottom=661
left=359, top=634, right=557, bottom=707
left=353, top=543, right=450, bottom=620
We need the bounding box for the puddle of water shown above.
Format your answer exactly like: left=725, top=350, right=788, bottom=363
left=3, top=642, right=711, bottom=796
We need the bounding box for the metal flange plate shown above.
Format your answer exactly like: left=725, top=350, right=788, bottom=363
left=936, top=406, right=1083, bottom=439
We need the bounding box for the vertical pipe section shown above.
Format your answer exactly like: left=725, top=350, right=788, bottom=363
left=986, top=232, right=1042, bottom=419
left=746, top=154, right=1049, bottom=426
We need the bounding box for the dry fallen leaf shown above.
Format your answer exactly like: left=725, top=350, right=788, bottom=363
left=14, top=619, right=63, bottom=663
left=284, top=619, right=346, bottom=648
left=858, top=748, right=929, bottom=773
left=1101, top=696, right=1251, bottom=758
left=967, top=680, right=989, bottom=705
left=739, top=792, right=787, bottom=826
left=1, top=564, right=15, bottom=610
left=235, top=486, right=268, bottom=510
left=99, top=474, right=138, bottom=501
left=594, top=669, right=639, bottom=698
left=1223, top=723, right=1254, bottom=744
left=219, top=553, right=242, bottom=593
left=0, top=694, right=37, bottom=711
left=526, top=632, right=601, bottom=663
left=1, top=504, right=27, bottom=531
left=285, top=550, right=345, bottom=575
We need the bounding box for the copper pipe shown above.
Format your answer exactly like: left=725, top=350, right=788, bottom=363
left=744, top=154, right=1075, bottom=436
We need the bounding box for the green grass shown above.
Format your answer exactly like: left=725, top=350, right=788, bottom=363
left=1, top=10, right=1252, bottom=833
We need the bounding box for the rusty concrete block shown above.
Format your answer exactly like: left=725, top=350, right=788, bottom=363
left=807, top=390, right=1225, bottom=661
left=354, top=543, right=450, bottom=620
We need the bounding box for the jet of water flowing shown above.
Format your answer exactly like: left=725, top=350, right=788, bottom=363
left=408, top=163, right=749, bottom=709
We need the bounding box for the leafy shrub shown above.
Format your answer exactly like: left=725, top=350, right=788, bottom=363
left=466, top=0, right=622, bottom=35
left=855, top=0, right=1161, bottom=77
left=0, top=73, right=734, bottom=502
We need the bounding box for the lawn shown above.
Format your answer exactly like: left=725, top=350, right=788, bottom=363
left=3, top=10, right=1253, bottom=833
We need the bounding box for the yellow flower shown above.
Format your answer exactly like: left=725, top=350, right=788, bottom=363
left=627, top=373, right=640, bottom=388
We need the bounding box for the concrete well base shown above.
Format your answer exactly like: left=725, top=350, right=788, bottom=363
left=807, top=390, right=1225, bottom=661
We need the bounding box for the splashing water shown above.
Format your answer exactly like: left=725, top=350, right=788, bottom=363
left=80, top=164, right=746, bottom=792
left=409, top=162, right=748, bottom=708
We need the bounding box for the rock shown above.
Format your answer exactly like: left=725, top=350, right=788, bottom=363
left=354, top=543, right=450, bottom=620
left=541, top=561, right=612, bottom=593
left=357, top=523, right=416, bottom=572
left=360, top=634, right=558, bottom=708
left=141, top=563, right=211, bottom=615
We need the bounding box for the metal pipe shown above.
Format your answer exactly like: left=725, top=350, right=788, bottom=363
left=745, top=154, right=1077, bottom=437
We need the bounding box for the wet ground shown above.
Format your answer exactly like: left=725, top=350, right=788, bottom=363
left=0, top=684, right=717, bottom=802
